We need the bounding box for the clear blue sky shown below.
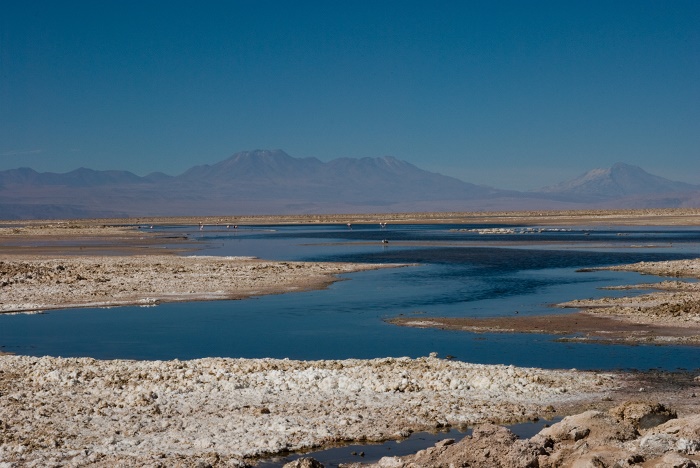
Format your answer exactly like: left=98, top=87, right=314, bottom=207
left=1, top=1, right=698, bottom=189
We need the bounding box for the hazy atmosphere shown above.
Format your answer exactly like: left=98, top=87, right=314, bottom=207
left=1, top=0, right=699, bottom=190
left=3, top=4, right=700, bottom=465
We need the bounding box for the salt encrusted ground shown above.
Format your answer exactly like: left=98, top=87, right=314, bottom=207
left=0, top=255, right=393, bottom=314
left=2, top=214, right=700, bottom=467
left=558, top=259, right=700, bottom=330
left=0, top=355, right=617, bottom=466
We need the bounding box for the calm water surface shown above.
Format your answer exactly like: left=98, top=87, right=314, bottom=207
left=2, top=224, right=699, bottom=371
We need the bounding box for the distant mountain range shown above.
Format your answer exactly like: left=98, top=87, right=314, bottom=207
left=533, top=163, right=699, bottom=201
left=0, top=150, right=698, bottom=219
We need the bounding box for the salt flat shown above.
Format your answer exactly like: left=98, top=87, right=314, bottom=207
left=0, top=255, right=392, bottom=314
left=1, top=211, right=700, bottom=467
left=0, top=355, right=616, bottom=466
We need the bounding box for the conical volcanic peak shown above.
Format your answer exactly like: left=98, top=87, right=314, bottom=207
left=535, top=163, right=698, bottom=199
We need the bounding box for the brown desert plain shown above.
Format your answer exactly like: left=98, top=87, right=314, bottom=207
left=1, top=209, right=700, bottom=467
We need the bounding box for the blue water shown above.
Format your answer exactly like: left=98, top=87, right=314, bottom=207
left=2, top=224, right=699, bottom=371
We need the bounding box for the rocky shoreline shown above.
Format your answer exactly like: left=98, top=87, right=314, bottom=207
left=346, top=400, right=700, bottom=467
left=0, top=355, right=620, bottom=466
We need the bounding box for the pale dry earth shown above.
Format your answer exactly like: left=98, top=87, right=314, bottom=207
left=0, top=223, right=195, bottom=257
left=1, top=207, right=699, bottom=228
left=0, top=255, right=392, bottom=314
left=604, top=259, right=700, bottom=278
left=557, top=259, right=700, bottom=340
left=0, top=355, right=619, bottom=467
left=0, top=224, right=145, bottom=238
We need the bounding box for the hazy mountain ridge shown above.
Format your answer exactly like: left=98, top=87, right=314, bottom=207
left=0, top=151, right=697, bottom=219
left=180, top=150, right=324, bottom=183
left=0, top=167, right=162, bottom=188
left=174, top=150, right=496, bottom=203
left=534, top=163, right=699, bottom=201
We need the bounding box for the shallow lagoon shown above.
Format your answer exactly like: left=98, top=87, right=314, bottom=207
left=2, top=223, right=699, bottom=370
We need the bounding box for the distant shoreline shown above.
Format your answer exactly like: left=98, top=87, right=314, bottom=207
left=2, top=207, right=700, bottom=228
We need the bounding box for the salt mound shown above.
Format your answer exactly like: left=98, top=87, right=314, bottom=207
left=0, top=355, right=616, bottom=466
